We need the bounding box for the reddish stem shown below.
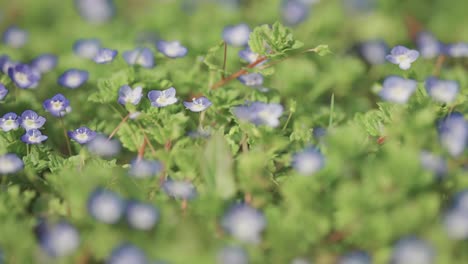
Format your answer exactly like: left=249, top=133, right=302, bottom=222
left=108, top=113, right=130, bottom=140
left=137, top=137, right=147, bottom=161
left=433, top=55, right=446, bottom=76
left=211, top=56, right=268, bottom=90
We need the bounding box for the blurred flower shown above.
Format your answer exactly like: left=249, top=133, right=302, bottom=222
left=87, top=134, right=121, bottom=157
left=129, top=158, right=162, bottom=179
left=281, top=0, right=310, bottom=26
left=0, top=84, right=8, bottom=100
left=424, top=77, right=458, bottom=104
left=291, top=258, right=310, bottom=264
left=0, top=153, right=23, bottom=175
left=43, top=93, right=72, bottom=117
left=2, top=26, right=27, bottom=48
left=343, top=0, right=375, bottom=14
left=107, top=243, right=148, bottom=264
left=292, top=147, right=325, bottom=176
left=238, top=47, right=262, bottom=64
left=338, top=251, right=371, bottom=264
left=148, top=87, right=178, bottom=108
left=0, top=113, right=19, bottom=132
left=129, top=111, right=141, bottom=120
left=19, top=110, right=46, bottom=131
left=445, top=42, right=468, bottom=58
left=118, top=85, right=143, bottom=105
left=162, top=179, right=197, bottom=200
left=437, top=112, right=467, bottom=157
left=125, top=201, right=159, bottom=230
left=221, top=204, right=266, bottom=244
left=238, top=73, right=264, bottom=87
left=313, top=126, right=327, bottom=140
left=223, top=24, right=250, bottom=47
left=378, top=76, right=417, bottom=104
left=157, top=40, right=188, bottom=58
left=75, top=0, right=115, bottom=24
left=358, top=40, right=388, bottom=65
left=443, top=209, right=468, bottom=240
left=0, top=55, right=13, bottom=74
left=419, top=151, right=447, bottom=178
left=453, top=190, right=468, bottom=212
left=21, top=129, right=48, bottom=144
left=233, top=101, right=283, bottom=127
left=184, top=97, right=212, bottom=112
left=8, top=64, right=41, bottom=89
left=93, top=48, right=118, bottom=64
left=58, top=69, right=89, bottom=89
left=30, top=54, right=58, bottom=74
left=68, top=126, right=97, bottom=144
left=386, top=45, right=419, bottom=70
left=217, top=246, right=248, bottom=264
left=391, top=237, right=434, bottom=264
left=87, top=188, right=125, bottom=224
left=36, top=220, right=80, bottom=257
left=122, top=48, right=155, bottom=68
left=73, top=39, right=101, bottom=59
left=416, top=32, right=442, bottom=59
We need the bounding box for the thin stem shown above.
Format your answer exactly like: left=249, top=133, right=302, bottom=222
left=198, top=111, right=206, bottom=130
left=241, top=133, right=249, bottom=153
left=211, top=56, right=268, bottom=90
left=59, top=116, right=72, bottom=156
left=432, top=55, right=446, bottom=77
left=137, top=137, right=147, bottom=161
left=222, top=41, right=228, bottom=80
left=108, top=113, right=131, bottom=140
left=282, top=111, right=293, bottom=131
left=328, top=93, right=335, bottom=128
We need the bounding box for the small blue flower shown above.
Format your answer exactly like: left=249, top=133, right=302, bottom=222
left=88, top=187, right=125, bottom=224
left=424, top=77, right=459, bottom=104
left=0, top=84, right=8, bottom=100
left=419, top=151, right=447, bottom=178
left=2, top=26, right=28, bottom=48
left=233, top=102, right=283, bottom=127
left=19, top=110, right=46, bottom=131
left=118, top=85, right=143, bottom=105
left=416, top=32, right=442, bottom=59
left=43, top=93, right=72, bottom=117
left=238, top=47, right=262, bottom=64
left=93, top=48, right=118, bottom=64
left=30, top=54, right=58, bottom=74
left=445, top=42, right=468, bottom=58
left=0, top=56, right=17, bottom=74
left=156, top=40, right=188, bottom=58
left=68, top=126, right=97, bottom=144
left=379, top=76, right=417, bottom=104
left=358, top=40, right=388, bottom=65
left=217, top=246, right=248, bottom=264
left=0, top=113, right=19, bottom=132
left=292, top=147, right=325, bottom=176
left=281, top=0, right=310, bottom=26
left=0, top=153, right=23, bottom=175
left=162, top=179, right=197, bottom=200
left=438, top=112, right=467, bottom=157
left=221, top=203, right=266, bottom=244
left=58, top=69, right=89, bottom=89
left=125, top=201, right=159, bottom=230
left=338, top=251, right=371, bottom=264
left=122, top=48, right=155, bottom=68
left=313, top=126, right=327, bottom=140
left=75, top=0, right=115, bottom=24
left=238, top=73, right=264, bottom=87
left=391, top=237, right=434, bottom=264
left=21, top=129, right=48, bottom=144
left=36, top=220, right=80, bottom=257
left=443, top=209, right=468, bottom=240
left=129, top=158, right=162, bottom=179
left=8, top=64, right=41, bottom=89
left=148, top=87, right=178, bottom=108
left=453, top=190, right=468, bottom=213
left=184, top=96, right=212, bottom=112
left=222, top=24, right=250, bottom=47
left=107, top=243, right=148, bottom=264
left=73, top=39, right=101, bottom=59
left=385, top=45, right=419, bottom=70
left=87, top=134, right=121, bottom=157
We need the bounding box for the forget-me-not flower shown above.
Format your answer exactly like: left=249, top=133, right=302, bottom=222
left=378, top=76, right=417, bottom=104
left=1, top=56, right=17, bottom=74
left=0, top=84, right=8, bottom=100
left=73, top=39, right=101, bottom=59
left=129, top=158, right=162, bottom=179
left=8, top=64, right=41, bottom=89
left=36, top=220, right=80, bottom=257
left=221, top=203, right=266, bottom=244
left=184, top=96, right=212, bottom=112
left=93, top=48, right=118, bottom=64
left=386, top=45, right=419, bottom=70
left=162, top=179, right=197, bottom=200
left=87, top=134, right=121, bottom=157
left=43, top=93, right=72, bottom=117
left=238, top=47, right=262, bottom=64
left=424, top=77, right=459, bottom=104
left=107, top=243, right=148, bottom=264
left=438, top=112, right=467, bottom=157
left=21, top=129, right=48, bottom=144
left=0, top=113, right=19, bottom=132
left=68, top=126, right=97, bottom=144
left=75, top=0, right=115, bottom=24
left=58, top=69, right=89, bottom=89
left=0, top=153, right=23, bottom=175
left=125, top=201, right=159, bottom=230
left=30, top=54, right=58, bottom=74
left=222, top=24, right=250, bottom=47
left=122, top=47, right=155, bottom=68
left=148, top=87, right=178, bottom=107
left=446, top=42, right=468, bottom=58
left=87, top=188, right=125, bottom=224
left=19, top=110, right=46, bottom=131
left=233, top=102, right=283, bottom=127
left=416, top=32, right=442, bottom=59
left=157, top=40, right=188, bottom=58
left=238, top=73, right=264, bottom=87
left=2, top=26, right=28, bottom=48
left=118, top=85, right=143, bottom=105
left=358, top=40, right=388, bottom=65
left=282, top=0, right=310, bottom=26
left=391, top=237, right=434, bottom=264
left=292, top=147, right=325, bottom=176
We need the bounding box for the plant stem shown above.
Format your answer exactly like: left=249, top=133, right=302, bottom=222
left=137, top=137, right=147, bottom=161
left=59, top=116, right=72, bottom=156
left=432, top=55, right=446, bottom=76
left=221, top=41, right=228, bottom=80
left=211, top=56, right=268, bottom=90
left=108, top=113, right=131, bottom=140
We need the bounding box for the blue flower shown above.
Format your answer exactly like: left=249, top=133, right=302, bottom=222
left=338, top=251, right=371, bottom=264
left=36, top=220, right=80, bottom=257
left=122, top=48, right=155, bottom=68
left=2, top=26, right=27, bottom=48
left=125, top=201, right=159, bottom=230
left=162, top=179, right=197, bottom=200
left=30, top=54, right=58, bottom=74
left=93, top=48, right=118, bottom=64
left=0, top=56, right=17, bottom=74
left=385, top=45, right=419, bottom=70
left=292, top=147, right=325, bottom=176
left=58, top=69, right=89, bottom=89
left=445, top=42, right=468, bottom=58
left=217, top=246, right=248, bottom=264
left=0, top=153, right=23, bottom=175
left=222, top=24, right=250, bottom=47
left=156, top=40, right=188, bottom=58
left=68, top=126, right=97, bottom=144
left=107, top=243, right=148, bottom=264
left=0, top=113, right=19, bottom=132
left=313, top=126, right=327, bottom=140
left=291, top=258, right=311, bottom=264
left=129, top=158, right=162, bottom=179
left=437, top=112, right=467, bottom=157
left=453, top=190, right=468, bottom=213
left=419, top=151, right=447, bottom=178
left=43, top=93, right=72, bottom=117
left=443, top=209, right=468, bottom=240
left=8, top=64, right=41, bottom=89
left=238, top=73, right=264, bottom=87
left=183, top=96, right=212, bottom=112
left=281, top=0, right=310, bottom=26
left=87, top=134, right=122, bottom=157
left=416, top=32, right=442, bottom=59
left=238, top=47, right=262, bottom=64
left=21, top=129, right=48, bottom=144
left=0, top=84, right=8, bottom=100
left=378, top=76, right=417, bottom=104
left=19, top=110, right=46, bottom=131
left=358, top=40, right=388, bottom=65
left=87, top=188, right=125, bottom=224
left=75, top=0, right=115, bottom=24
left=221, top=204, right=266, bottom=244
left=424, top=77, right=459, bottom=104
left=391, top=237, right=434, bottom=264
left=73, top=38, right=101, bottom=59
left=233, top=101, right=283, bottom=127
left=118, top=85, right=143, bottom=105
left=147, top=87, right=178, bottom=108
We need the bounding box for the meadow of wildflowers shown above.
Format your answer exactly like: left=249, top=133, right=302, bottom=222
left=0, top=0, right=467, bottom=263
